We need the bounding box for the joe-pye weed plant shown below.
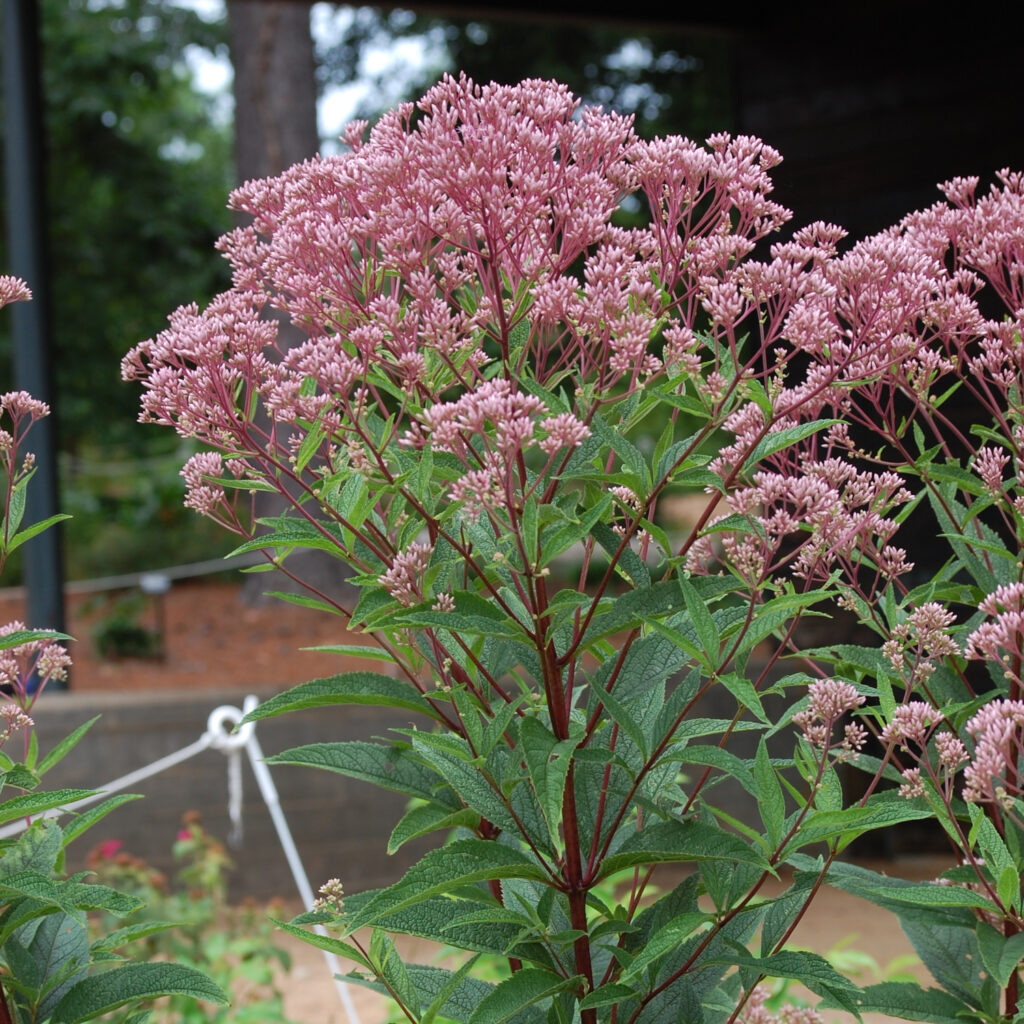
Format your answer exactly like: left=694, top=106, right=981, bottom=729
left=0, top=280, right=226, bottom=1021
left=125, top=75, right=1024, bottom=1023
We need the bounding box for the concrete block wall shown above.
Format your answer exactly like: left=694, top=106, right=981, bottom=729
left=28, top=688, right=430, bottom=902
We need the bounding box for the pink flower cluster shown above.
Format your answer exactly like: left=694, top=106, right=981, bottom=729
left=689, top=459, right=913, bottom=586
left=879, top=702, right=967, bottom=800
left=379, top=541, right=433, bottom=607
left=0, top=621, right=71, bottom=705
left=403, top=379, right=589, bottom=517
left=793, top=679, right=866, bottom=756
left=738, top=984, right=823, bottom=1024
left=966, top=583, right=1024, bottom=667
left=882, top=603, right=961, bottom=684
left=962, top=699, right=1024, bottom=805
left=0, top=703, right=32, bottom=746
left=122, top=76, right=804, bottom=510
left=0, top=276, right=31, bottom=308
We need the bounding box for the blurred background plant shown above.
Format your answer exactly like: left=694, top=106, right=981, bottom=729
left=87, top=813, right=298, bottom=1024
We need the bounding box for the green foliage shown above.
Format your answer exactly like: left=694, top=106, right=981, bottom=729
left=0, top=378, right=226, bottom=1018
left=85, top=817, right=300, bottom=1024
left=0, top=748, right=229, bottom=1021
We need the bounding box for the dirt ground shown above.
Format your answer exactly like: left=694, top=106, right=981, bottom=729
left=0, top=580, right=939, bottom=1022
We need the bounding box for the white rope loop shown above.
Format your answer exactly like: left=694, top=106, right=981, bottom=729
left=204, top=698, right=256, bottom=848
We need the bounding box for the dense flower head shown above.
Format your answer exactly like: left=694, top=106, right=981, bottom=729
left=181, top=451, right=227, bottom=517
left=793, top=679, right=866, bottom=753
left=738, top=984, right=822, bottom=1024
left=379, top=541, right=433, bottom=607
left=124, top=74, right=807, bottom=480
left=693, top=458, right=913, bottom=587
left=0, top=703, right=32, bottom=746
left=962, top=699, right=1024, bottom=804
left=0, top=276, right=31, bottom=308
left=0, top=621, right=71, bottom=702
left=966, top=583, right=1024, bottom=664
left=882, top=603, right=960, bottom=682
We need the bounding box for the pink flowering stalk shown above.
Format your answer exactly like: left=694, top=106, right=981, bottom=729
left=126, top=75, right=1024, bottom=1024
left=0, top=279, right=228, bottom=1022
left=0, top=281, right=72, bottom=714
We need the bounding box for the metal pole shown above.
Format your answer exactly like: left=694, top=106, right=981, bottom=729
left=2, top=0, right=67, bottom=672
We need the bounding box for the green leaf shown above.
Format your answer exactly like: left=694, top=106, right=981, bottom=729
left=6, top=513, right=73, bottom=553
left=394, top=965, right=496, bottom=1024
left=469, top=969, right=580, bottom=1024
left=347, top=839, right=549, bottom=929
left=666, top=746, right=756, bottom=799
left=579, top=984, right=636, bottom=1010
left=620, top=911, right=710, bottom=980
left=0, top=818, right=64, bottom=876
left=900, top=911, right=987, bottom=1007
left=0, top=788, right=97, bottom=826
left=721, top=950, right=860, bottom=1002
left=519, top=717, right=577, bottom=846
left=422, top=953, right=485, bottom=1024
left=260, top=590, right=343, bottom=614
left=371, top=929, right=422, bottom=1018
left=977, top=924, right=1024, bottom=988
left=267, top=741, right=443, bottom=801
left=24, top=911, right=90, bottom=1020
left=391, top=591, right=527, bottom=639
left=783, top=792, right=935, bottom=853
left=241, top=672, right=438, bottom=721
left=0, top=872, right=143, bottom=917
left=716, top=672, right=769, bottom=726
left=6, top=477, right=27, bottom=538
left=273, top=918, right=371, bottom=968
left=406, top=732, right=521, bottom=836
left=38, top=718, right=100, bottom=775
left=677, top=574, right=719, bottom=659
left=797, top=858, right=982, bottom=928
left=90, top=920, right=183, bottom=955
left=300, top=643, right=396, bottom=661
left=51, top=963, right=227, bottom=1023
left=597, top=819, right=767, bottom=879
left=745, top=419, right=841, bottom=466
left=60, top=794, right=143, bottom=849
left=822, top=981, right=966, bottom=1024
left=0, top=628, right=73, bottom=650
left=543, top=495, right=613, bottom=562
left=969, top=803, right=1019, bottom=911
left=590, top=520, right=650, bottom=588
left=227, top=513, right=348, bottom=558
left=387, top=804, right=480, bottom=854
left=753, top=739, right=785, bottom=851
left=928, top=482, right=1013, bottom=591
left=592, top=413, right=650, bottom=489
left=579, top=580, right=681, bottom=648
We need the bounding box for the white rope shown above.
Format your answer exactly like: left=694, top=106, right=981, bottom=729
left=0, top=732, right=216, bottom=839
left=0, top=698, right=362, bottom=1024
left=206, top=698, right=362, bottom=1024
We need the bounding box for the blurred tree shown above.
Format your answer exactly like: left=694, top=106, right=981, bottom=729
left=314, top=9, right=735, bottom=143
left=227, top=0, right=318, bottom=180
left=226, top=0, right=337, bottom=603
left=1, top=0, right=234, bottom=454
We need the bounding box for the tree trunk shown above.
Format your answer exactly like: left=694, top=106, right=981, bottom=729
left=227, top=0, right=318, bottom=182
left=227, top=1, right=354, bottom=608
